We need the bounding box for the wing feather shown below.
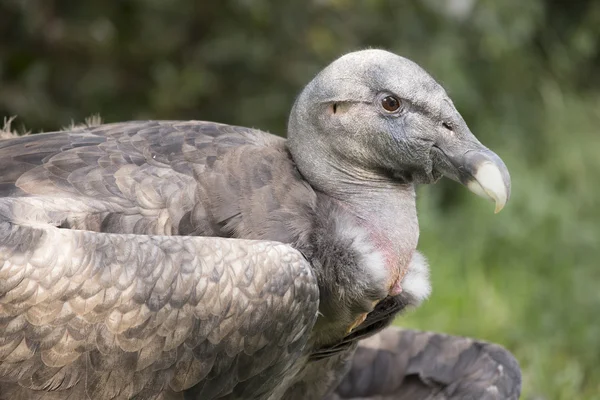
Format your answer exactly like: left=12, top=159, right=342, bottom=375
left=329, top=327, right=522, bottom=400
left=0, top=198, right=319, bottom=399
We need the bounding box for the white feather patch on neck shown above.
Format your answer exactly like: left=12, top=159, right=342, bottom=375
left=333, top=213, right=388, bottom=290
left=402, top=251, right=431, bottom=304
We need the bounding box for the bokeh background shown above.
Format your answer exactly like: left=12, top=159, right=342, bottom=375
left=1, top=1, right=599, bottom=398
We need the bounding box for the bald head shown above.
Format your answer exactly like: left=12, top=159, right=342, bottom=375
left=304, top=50, right=445, bottom=108
left=287, top=49, right=510, bottom=212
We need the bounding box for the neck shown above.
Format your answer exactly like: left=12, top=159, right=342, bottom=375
left=288, top=138, right=420, bottom=288
left=308, top=172, right=420, bottom=348
left=316, top=167, right=419, bottom=292
left=323, top=175, right=419, bottom=271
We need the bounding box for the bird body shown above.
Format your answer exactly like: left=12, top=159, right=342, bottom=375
left=0, top=50, right=519, bottom=399
left=0, top=120, right=425, bottom=399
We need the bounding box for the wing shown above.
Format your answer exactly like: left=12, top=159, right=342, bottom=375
left=0, top=120, right=310, bottom=240
left=0, top=198, right=319, bottom=400
left=328, top=327, right=522, bottom=400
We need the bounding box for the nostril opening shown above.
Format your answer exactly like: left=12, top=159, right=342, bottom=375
left=442, top=122, right=453, bottom=131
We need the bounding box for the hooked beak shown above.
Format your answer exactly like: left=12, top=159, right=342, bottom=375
left=462, top=150, right=511, bottom=213
left=433, top=143, right=511, bottom=213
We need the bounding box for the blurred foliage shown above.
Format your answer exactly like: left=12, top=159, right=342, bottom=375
left=1, top=0, right=599, bottom=398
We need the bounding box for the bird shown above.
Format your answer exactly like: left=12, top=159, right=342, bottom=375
left=0, top=49, right=520, bottom=399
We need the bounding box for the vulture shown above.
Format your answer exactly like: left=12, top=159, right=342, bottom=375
left=0, top=49, right=521, bottom=399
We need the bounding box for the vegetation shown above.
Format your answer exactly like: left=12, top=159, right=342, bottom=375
left=1, top=1, right=599, bottom=398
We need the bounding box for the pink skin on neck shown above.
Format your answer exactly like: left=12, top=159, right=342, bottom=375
left=367, top=226, right=410, bottom=296
left=333, top=194, right=417, bottom=297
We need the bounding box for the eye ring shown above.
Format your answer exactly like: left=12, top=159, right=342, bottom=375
left=380, top=95, right=402, bottom=113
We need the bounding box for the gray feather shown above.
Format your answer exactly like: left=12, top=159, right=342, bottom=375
left=0, top=205, right=318, bottom=399
left=328, top=327, right=521, bottom=400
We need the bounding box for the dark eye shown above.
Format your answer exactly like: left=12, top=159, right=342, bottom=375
left=381, top=96, right=401, bottom=112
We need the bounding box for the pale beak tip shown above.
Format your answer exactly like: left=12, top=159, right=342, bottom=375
left=470, top=161, right=510, bottom=214
left=494, top=201, right=505, bottom=214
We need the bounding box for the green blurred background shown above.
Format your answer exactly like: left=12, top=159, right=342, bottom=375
left=1, top=1, right=598, bottom=398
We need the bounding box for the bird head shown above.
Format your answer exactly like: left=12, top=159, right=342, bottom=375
left=287, top=49, right=510, bottom=212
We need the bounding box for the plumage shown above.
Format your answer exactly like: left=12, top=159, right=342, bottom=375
left=0, top=217, right=318, bottom=399
left=0, top=49, right=520, bottom=399
left=329, top=327, right=521, bottom=400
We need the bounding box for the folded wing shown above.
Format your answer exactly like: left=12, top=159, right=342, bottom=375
left=0, top=198, right=319, bottom=399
